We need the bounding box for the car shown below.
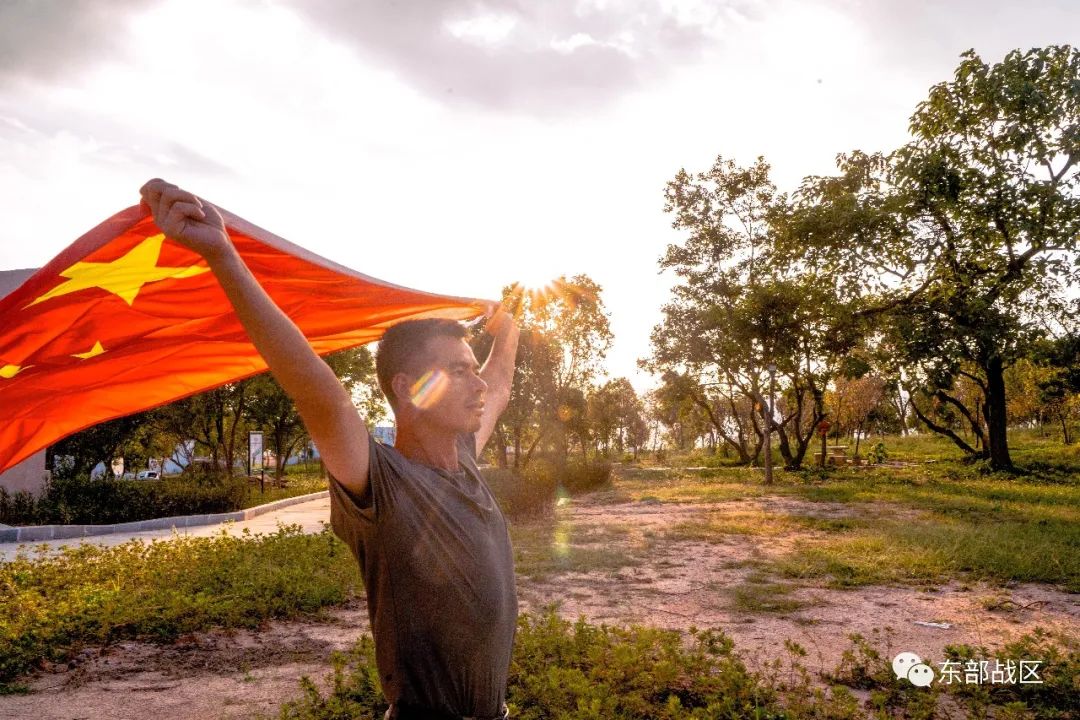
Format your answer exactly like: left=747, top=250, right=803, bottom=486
left=136, top=470, right=160, bottom=480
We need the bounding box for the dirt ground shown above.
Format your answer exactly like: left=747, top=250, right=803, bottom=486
left=1, top=496, right=1076, bottom=720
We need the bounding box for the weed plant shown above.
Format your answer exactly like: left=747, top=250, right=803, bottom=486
left=276, top=610, right=1078, bottom=720
left=0, top=525, right=360, bottom=684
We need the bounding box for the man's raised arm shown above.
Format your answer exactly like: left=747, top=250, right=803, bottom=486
left=476, top=305, right=520, bottom=455
left=139, top=179, right=370, bottom=496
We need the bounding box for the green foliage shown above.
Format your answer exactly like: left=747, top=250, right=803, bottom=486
left=278, top=610, right=1079, bottom=720
left=562, top=460, right=613, bottom=495
left=277, top=635, right=386, bottom=720
left=484, top=459, right=613, bottom=520
left=484, top=465, right=559, bottom=520
left=0, top=526, right=360, bottom=684
left=240, top=471, right=328, bottom=509
left=0, top=473, right=248, bottom=525
left=278, top=609, right=784, bottom=720
left=481, top=276, right=614, bottom=470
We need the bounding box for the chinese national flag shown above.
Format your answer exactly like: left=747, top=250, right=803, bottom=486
left=0, top=204, right=485, bottom=474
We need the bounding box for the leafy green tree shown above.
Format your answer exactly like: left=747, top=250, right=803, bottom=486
left=49, top=411, right=153, bottom=480
left=646, top=157, right=854, bottom=471
left=1036, top=332, right=1080, bottom=444
left=478, top=277, right=612, bottom=470
left=244, top=346, right=380, bottom=484
left=153, top=381, right=251, bottom=474
left=781, top=46, right=1080, bottom=470
left=587, top=378, right=647, bottom=458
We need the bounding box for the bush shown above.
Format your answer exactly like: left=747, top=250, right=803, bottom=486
left=561, top=460, right=612, bottom=495
left=278, top=609, right=780, bottom=720
left=484, top=464, right=559, bottom=520
left=483, top=459, right=613, bottom=519
left=278, top=612, right=1079, bottom=720
left=0, top=526, right=360, bottom=684
left=0, top=473, right=249, bottom=526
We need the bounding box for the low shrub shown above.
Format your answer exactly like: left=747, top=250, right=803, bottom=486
left=561, top=460, right=613, bottom=495
left=0, top=525, right=361, bottom=683
left=0, top=473, right=249, bottom=526
left=277, top=611, right=1080, bottom=719
left=483, top=464, right=559, bottom=520
left=278, top=609, right=781, bottom=720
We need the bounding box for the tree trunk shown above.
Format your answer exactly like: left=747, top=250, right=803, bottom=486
left=911, top=399, right=982, bottom=456
left=984, top=355, right=1013, bottom=470
left=495, top=427, right=509, bottom=468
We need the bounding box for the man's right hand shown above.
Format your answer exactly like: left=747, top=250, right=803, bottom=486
left=140, top=179, right=231, bottom=260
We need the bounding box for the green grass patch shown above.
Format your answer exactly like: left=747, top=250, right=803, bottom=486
left=0, top=525, right=360, bottom=684
left=773, top=517, right=1078, bottom=590
left=727, top=578, right=810, bottom=614
left=240, top=473, right=328, bottom=509
left=276, top=609, right=1079, bottom=720
left=509, top=518, right=645, bottom=581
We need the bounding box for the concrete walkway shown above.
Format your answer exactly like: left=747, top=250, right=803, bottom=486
left=0, top=494, right=332, bottom=562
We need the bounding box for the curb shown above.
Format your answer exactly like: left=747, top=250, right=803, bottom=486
left=0, top=490, right=329, bottom=544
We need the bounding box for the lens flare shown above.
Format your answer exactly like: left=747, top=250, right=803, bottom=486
left=410, top=369, right=449, bottom=410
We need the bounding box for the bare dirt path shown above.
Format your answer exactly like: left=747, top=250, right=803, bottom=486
left=2, top=496, right=1076, bottom=720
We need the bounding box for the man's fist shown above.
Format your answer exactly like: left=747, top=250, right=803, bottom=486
left=140, top=179, right=230, bottom=259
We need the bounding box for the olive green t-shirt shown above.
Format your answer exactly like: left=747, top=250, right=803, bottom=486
left=329, top=434, right=517, bottom=717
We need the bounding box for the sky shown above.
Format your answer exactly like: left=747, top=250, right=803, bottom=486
left=1, top=0, right=1077, bottom=392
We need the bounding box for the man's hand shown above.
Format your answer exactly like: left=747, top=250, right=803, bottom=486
left=483, top=301, right=516, bottom=339
left=140, top=179, right=230, bottom=259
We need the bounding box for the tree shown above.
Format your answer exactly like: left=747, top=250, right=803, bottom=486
left=49, top=411, right=153, bottom=479
left=829, top=373, right=886, bottom=457
left=154, top=381, right=251, bottom=474
left=1036, top=332, right=1080, bottom=444
left=587, top=378, right=647, bottom=458
left=244, top=345, right=380, bottom=484
left=477, top=277, right=612, bottom=470
left=646, top=157, right=856, bottom=472
left=781, top=47, right=1080, bottom=470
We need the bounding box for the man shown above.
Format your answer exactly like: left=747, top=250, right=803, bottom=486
left=140, top=180, right=520, bottom=720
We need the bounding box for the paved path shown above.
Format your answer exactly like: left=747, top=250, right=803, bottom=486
left=0, top=495, right=332, bottom=562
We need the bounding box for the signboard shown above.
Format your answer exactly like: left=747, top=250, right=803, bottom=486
left=249, top=431, right=264, bottom=475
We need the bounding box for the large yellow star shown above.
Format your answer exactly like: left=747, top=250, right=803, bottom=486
left=27, top=234, right=210, bottom=308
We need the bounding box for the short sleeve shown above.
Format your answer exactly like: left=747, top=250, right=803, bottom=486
left=329, top=435, right=403, bottom=542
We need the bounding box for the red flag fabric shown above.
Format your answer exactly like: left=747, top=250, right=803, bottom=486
left=0, top=204, right=485, bottom=474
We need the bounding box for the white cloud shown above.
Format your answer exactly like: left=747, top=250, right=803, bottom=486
left=2, top=0, right=1078, bottom=391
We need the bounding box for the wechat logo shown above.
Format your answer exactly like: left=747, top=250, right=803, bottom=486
left=893, top=651, right=935, bottom=687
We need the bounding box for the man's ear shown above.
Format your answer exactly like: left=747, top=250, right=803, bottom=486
left=391, top=372, right=414, bottom=408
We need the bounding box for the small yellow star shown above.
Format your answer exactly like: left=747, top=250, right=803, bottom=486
left=1, top=364, right=30, bottom=379
left=72, top=341, right=106, bottom=360
left=27, top=233, right=210, bottom=308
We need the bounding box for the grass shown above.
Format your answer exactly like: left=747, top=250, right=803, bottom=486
left=0, top=525, right=360, bottom=685
left=274, top=609, right=1079, bottom=720
left=1, top=426, right=1075, bottom=709
left=509, top=518, right=646, bottom=581
left=240, top=471, right=328, bottom=509
left=726, top=576, right=811, bottom=614
left=615, top=431, right=1080, bottom=592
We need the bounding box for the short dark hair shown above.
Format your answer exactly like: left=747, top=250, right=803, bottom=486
left=376, top=318, right=467, bottom=405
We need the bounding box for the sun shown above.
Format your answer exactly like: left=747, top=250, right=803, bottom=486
left=513, top=266, right=560, bottom=293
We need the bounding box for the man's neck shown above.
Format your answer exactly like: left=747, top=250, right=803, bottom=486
left=394, top=423, right=460, bottom=471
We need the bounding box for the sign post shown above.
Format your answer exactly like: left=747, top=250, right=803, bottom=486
left=249, top=431, right=264, bottom=493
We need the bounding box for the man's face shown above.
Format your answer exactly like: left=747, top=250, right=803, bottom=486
left=403, top=335, right=487, bottom=433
